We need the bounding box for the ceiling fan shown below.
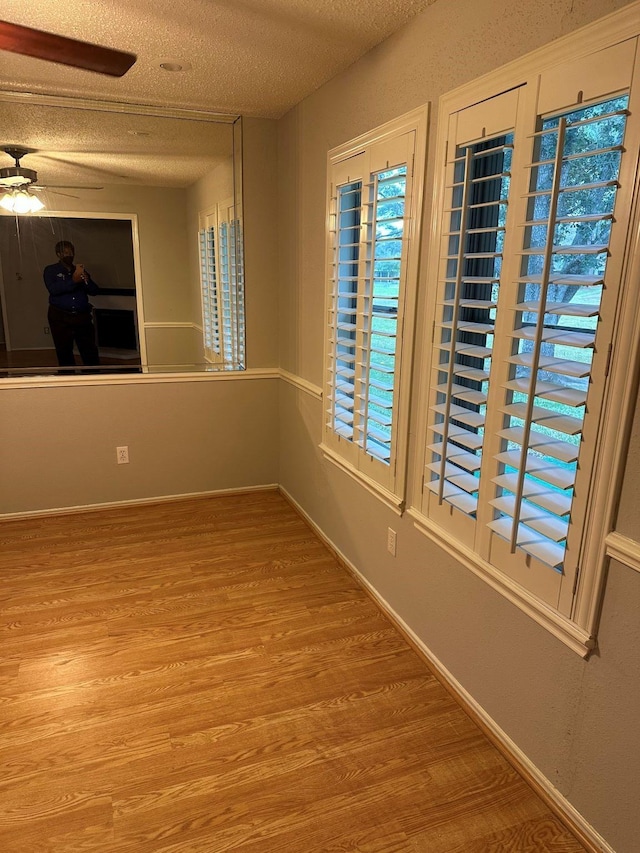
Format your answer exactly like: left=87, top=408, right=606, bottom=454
left=0, top=146, right=103, bottom=197
left=0, top=19, right=136, bottom=77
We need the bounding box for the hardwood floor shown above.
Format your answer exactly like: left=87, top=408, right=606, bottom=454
left=0, top=491, right=585, bottom=852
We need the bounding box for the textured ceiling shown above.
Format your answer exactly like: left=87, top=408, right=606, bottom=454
left=0, top=0, right=435, bottom=118
left=0, top=97, right=235, bottom=188
left=0, top=0, right=435, bottom=188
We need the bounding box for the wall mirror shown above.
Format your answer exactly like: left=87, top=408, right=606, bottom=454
left=0, top=90, right=244, bottom=379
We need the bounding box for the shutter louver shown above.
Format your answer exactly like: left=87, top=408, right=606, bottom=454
left=427, top=135, right=514, bottom=517
left=489, top=96, right=630, bottom=569
left=233, top=218, right=246, bottom=368
left=328, top=180, right=362, bottom=442
left=219, top=221, right=232, bottom=364
left=358, top=166, right=407, bottom=463
left=199, top=225, right=221, bottom=359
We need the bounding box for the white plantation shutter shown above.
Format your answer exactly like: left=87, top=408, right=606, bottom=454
left=486, top=52, right=635, bottom=610
left=199, top=215, right=222, bottom=363
left=361, top=149, right=410, bottom=465
left=328, top=159, right=363, bottom=452
left=199, top=199, right=245, bottom=369
left=324, top=111, right=427, bottom=501
left=424, top=89, right=523, bottom=548
left=420, top=38, right=638, bottom=616
left=232, top=217, right=246, bottom=369
left=490, top=97, right=628, bottom=567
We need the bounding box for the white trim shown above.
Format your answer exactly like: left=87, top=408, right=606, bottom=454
left=323, top=105, right=429, bottom=502
left=0, top=483, right=279, bottom=522
left=279, top=486, right=612, bottom=853
left=0, top=366, right=279, bottom=389
left=0, top=89, right=238, bottom=124
left=407, top=506, right=595, bottom=657
left=279, top=369, right=322, bottom=399
left=320, top=442, right=404, bottom=515
left=142, top=321, right=200, bottom=330
left=606, top=531, right=640, bottom=574
left=0, top=366, right=319, bottom=393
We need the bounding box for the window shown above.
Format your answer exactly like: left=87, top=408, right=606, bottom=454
left=414, top=34, right=640, bottom=652
left=198, top=198, right=245, bottom=369
left=322, top=108, right=428, bottom=508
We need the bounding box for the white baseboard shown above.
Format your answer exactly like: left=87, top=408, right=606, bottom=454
left=0, top=484, right=279, bottom=522
left=278, top=485, right=615, bottom=853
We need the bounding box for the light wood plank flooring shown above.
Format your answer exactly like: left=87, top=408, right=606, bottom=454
left=0, top=491, right=585, bottom=852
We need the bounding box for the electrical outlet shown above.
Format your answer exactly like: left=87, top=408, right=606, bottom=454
left=43, top=326, right=50, bottom=335
left=116, top=446, right=129, bottom=464
left=387, top=527, right=397, bottom=557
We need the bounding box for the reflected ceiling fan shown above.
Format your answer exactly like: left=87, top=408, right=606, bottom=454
left=0, top=19, right=136, bottom=77
left=0, top=146, right=103, bottom=193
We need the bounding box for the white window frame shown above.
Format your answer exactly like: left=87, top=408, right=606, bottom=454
left=321, top=106, right=428, bottom=513
left=410, top=4, right=640, bottom=656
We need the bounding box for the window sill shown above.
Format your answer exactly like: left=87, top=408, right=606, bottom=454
left=320, top=443, right=405, bottom=515
left=407, top=506, right=596, bottom=658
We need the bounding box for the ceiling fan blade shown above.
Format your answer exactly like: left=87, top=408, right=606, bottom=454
left=0, top=20, right=136, bottom=77
left=32, top=184, right=104, bottom=191
left=38, top=153, right=128, bottom=180
left=43, top=189, right=81, bottom=200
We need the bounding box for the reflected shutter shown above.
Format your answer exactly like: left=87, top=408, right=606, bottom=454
left=199, top=222, right=222, bottom=362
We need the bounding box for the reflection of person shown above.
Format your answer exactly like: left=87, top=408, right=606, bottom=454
left=43, top=241, right=100, bottom=368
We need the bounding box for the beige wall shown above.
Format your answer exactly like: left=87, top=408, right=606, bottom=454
left=616, top=383, right=640, bottom=539
left=276, top=1, right=640, bottom=851
left=243, top=117, right=279, bottom=368
left=0, top=120, right=280, bottom=514
left=0, top=378, right=278, bottom=514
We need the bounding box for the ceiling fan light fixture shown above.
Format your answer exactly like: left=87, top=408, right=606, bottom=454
left=1, top=188, right=44, bottom=213
left=0, top=168, right=37, bottom=187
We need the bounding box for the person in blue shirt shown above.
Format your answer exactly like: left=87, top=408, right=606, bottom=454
left=43, top=240, right=100, bottom=369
